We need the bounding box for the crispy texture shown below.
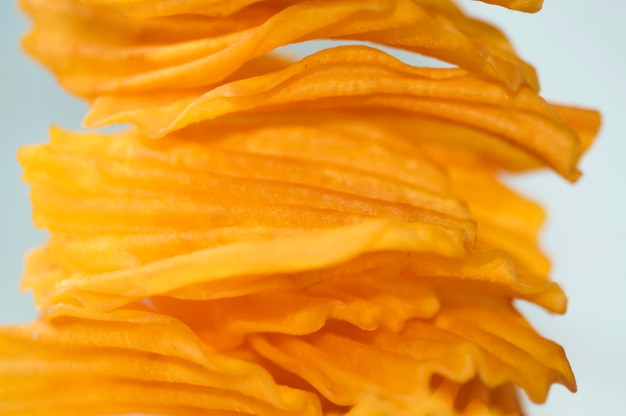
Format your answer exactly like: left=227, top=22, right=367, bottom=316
left=3, top=0, right=602, bottom=414
left=0, top=305, right=322, bottom=415
left=22, top=0, right=537, bottom=95
left=84, top=46, right=592, bottom=180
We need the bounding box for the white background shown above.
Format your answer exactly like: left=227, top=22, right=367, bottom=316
left=1, top=1, right=624, bottom=415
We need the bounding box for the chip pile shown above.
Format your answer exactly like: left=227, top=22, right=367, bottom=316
left=0, top=0, right=601, bottom=415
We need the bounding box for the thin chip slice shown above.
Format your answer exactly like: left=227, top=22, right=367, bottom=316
left=23, top=0, right=537, bottom=94
left=249, top=298, right=573, bottom=408
left=0, top=304, right=323, bottom=416
left=85, top=46, right=582, bottom=179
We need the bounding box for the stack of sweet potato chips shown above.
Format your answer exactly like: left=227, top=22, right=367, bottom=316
left=0, top=0, right=600, bottom=414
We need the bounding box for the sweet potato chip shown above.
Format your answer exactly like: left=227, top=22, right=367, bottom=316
left=249, top=297, right=574, bottom=407
left=84, top=46, right=584, bottom=180
left=22, top=0, right=537, bottom=96
left=0, top=304, right=322, bottom=415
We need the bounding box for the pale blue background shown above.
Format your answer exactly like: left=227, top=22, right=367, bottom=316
left=1, top=1, right=624, bottom=414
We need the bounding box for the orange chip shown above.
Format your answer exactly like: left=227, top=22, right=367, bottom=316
left=22, top=0, right=537, bottom=96
left=85, top=46, right=584, bottom=180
